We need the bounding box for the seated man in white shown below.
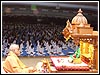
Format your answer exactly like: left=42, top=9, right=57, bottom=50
left=52, top=45, right=57, bottom=56
left=62, top=42, right=68, bottom=50
left=27, top=44, right=35, bottom=56
left=20, top=42, right=24, bottom=55
left=37, top=45, right=45, bottom=56
left=56, top=45, right=64, bottom=55
left=49, top=46, right=55, bottom=56
left=46, top=44, right=52, bottom=55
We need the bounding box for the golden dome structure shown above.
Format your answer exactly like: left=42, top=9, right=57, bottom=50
left=71, top=8, right=88, bottom=25
left=62, top=8, right=94, bottom=39
left=62, top=8, right=98, bottom=71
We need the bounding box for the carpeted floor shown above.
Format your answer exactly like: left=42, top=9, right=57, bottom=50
left=1, top=56, right=98, bottom=73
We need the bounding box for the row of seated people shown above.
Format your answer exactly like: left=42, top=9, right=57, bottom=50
left=2, top=23, right=64, bottom=45
left=3, top=15, right=66, bottom=26
left=2, top=38, right=79, bottom=57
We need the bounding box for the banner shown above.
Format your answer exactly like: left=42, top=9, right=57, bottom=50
left=31, top=5, right=39, bottom=15
left=31, top=5, right=37, bottom=10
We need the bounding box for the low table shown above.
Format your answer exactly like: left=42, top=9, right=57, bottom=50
left=50, top=56, right=90, bottom=71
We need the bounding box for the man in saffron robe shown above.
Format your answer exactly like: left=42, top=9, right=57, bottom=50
left=3, top=44, right=38, bottom=73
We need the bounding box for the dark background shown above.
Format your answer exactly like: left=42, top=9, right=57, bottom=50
left=2, top=1, right=98, bottom=31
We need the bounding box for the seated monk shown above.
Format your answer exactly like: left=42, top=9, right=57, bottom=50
left=3, top=44, right=38, bottom=73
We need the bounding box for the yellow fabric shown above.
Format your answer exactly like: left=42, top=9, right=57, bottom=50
left=66, top=35, right=72, bottom=41
left=3, top=51, right=29, bottom=73
left=73, top=58, right=82, bottom=64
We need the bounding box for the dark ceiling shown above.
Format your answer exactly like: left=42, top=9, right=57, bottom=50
left=2, top=1, right=98, bottom=30
left=2, top=2, right=98, bottom=10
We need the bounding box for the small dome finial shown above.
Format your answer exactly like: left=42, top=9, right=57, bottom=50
left=78, top=8, right=83, bottom=13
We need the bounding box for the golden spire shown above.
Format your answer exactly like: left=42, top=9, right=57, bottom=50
left=78, top=8, right=83, bottom=13
left=66, top=19, right=71, bottom=27
left=66, top=19, right=72, bottom=33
